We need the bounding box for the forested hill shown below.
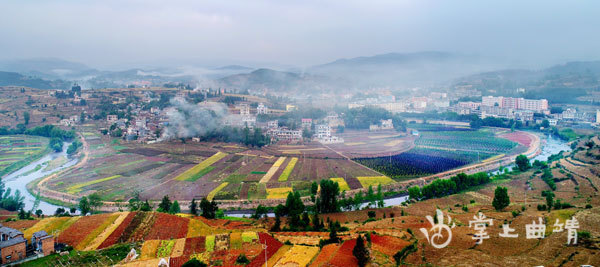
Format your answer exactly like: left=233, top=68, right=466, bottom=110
left=0, top=71, right=70, bottom=89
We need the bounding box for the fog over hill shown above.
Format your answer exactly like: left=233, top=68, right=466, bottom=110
left=2, top=54, right=600, bottom=96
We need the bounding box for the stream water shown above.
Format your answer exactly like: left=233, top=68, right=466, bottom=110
left=4, top=142, right=78, bottom=215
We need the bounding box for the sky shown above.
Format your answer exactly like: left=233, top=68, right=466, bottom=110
left=1, top=0, right=600, bottom=69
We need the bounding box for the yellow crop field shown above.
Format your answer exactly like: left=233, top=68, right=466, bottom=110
left=187, top=218, right=225, bottom=237
left=242, top=231, right=258, bottom=243
left=259, top=157, right=286, bottom=183
left=230, top=232, right=242, bottom=249
left=264, top=245, right=291, bottom=267
left=23, top=216, right=80, bottom=241
left=140, top=240, right=160, bottom=260
left=175, top=152, right=228, bottom=181
left=266, top=187, right=293, bottom=199
left=170, top=238, right=186, bottom=257
left=274, top=245, right=319, bottom=267
left=207, top=182, right=229, bottom=201
left=482, top=153, right=505, bottom=163
left=278, top=157, right=298, bottom=181
left=330, top=178, right=351, bottom=191
left=357, top=176, right=394, bottom=188
left=67, top=175, right=123, bottom=194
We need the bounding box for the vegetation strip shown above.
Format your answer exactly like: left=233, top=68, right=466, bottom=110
left=175, top=151, right=228, bottom=181
left=207, top=182, right=229, bottom=201
left=278, top=157, right=298, bottom=182
left=67, top=175, right=123, bottom=193
left=259, top=156, right=286, bottom=183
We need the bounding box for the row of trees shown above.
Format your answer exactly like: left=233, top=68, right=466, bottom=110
left=408, top=172, right=490, bottom=200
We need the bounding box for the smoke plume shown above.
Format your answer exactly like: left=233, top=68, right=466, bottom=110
left=161, top=97, right=228, bottom=140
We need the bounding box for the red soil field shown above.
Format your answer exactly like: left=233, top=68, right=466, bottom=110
left=371, top=234, right=410, bottom=256
left=328, top=239, right=358, bottom=267
left=309, top=243, right=340, bottom=267
left=58, top=213, right=112, bottom=247
left=144, top=213, right=189, bottom=240
left=3, top=219, right=39, bottom=230
left=499, top=131, right=533, bottom=147
left=247, top=232, right=283, bottom=267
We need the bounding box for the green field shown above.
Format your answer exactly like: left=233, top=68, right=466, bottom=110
left=0, top=135, right=49, bottom=177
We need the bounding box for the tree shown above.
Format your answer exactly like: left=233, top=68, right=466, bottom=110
left=79, top=196, right=90, bottom=215
left=23, top=112, right=30, bottom=125
left=408, top=186, right=421, bottom=200
left=169, top=200, right=181, bottom=214
left=252, top=205, right=268, bottom=219
left=80, top=112, right=85, bottom=123
left=140, top=200, right=152, bottom=211
left=181, top=258, right=207, bottom=267
left=35, top=209, right=43, bottom=218
left=190, top=198, right=198, bottom=215
left=545, top=192, right=554, bottom=212
left=158, top=195, right=172, bottom=212
left=515, top=155, right=530, bottom=172
left=353, top=235, right=370, bottom=267
left=271, top=214, right=281, bottom=232
left=317, top=180, right=340, bottom=213
left=88, top=193, right=103, bottom=213
left=541, top=119, right=550, bottom=128
left=492, top=186, right=510, bottom=211
left=200, top=197, right=218, bottom=219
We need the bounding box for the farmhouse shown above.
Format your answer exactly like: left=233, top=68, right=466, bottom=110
left=31, top=231, right=54, bottom=256
left=0, top=225, right=27, bottom=264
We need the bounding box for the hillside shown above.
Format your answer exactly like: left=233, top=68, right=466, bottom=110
left=0, top=71, right=70, bottom=89
left=453, top=60, right=600, bottom=101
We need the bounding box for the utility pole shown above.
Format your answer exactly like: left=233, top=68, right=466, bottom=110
left=263, top=241, right=268, bottom=267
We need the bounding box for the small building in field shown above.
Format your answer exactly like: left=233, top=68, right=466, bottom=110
left=31, top=231, right=54, bottom=256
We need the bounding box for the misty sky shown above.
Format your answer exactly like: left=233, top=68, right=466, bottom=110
left=1, top=0, right=600, bottom=69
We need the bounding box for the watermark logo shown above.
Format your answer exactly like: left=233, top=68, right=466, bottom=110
left=420, top=209, right=456, bottom=249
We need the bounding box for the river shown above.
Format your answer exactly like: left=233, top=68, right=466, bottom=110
left=4, top=142, right=78, bottom=215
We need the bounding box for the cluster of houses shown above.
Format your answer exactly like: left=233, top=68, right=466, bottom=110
left=348, top=92, right=451, bottom=114
left=0, top=224, right=54, bottom=264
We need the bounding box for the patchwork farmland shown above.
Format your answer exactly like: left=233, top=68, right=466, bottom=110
left=39, top=125, right=540, bottom=208
left=45, top=133, right=382, bottom=202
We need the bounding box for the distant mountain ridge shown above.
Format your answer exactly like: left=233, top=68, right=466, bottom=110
left=0, top=71, right=71, bottom=89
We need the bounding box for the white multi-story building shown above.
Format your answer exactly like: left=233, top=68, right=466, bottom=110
left=257, top=103, right=269, bottom=115
left=237, top=103, right=250, bottom=115
left=482, top=96, right=503, bottom=107
left=316, top=124, right=331, bottom=139
left=482, top=96, right=548, bottom=112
